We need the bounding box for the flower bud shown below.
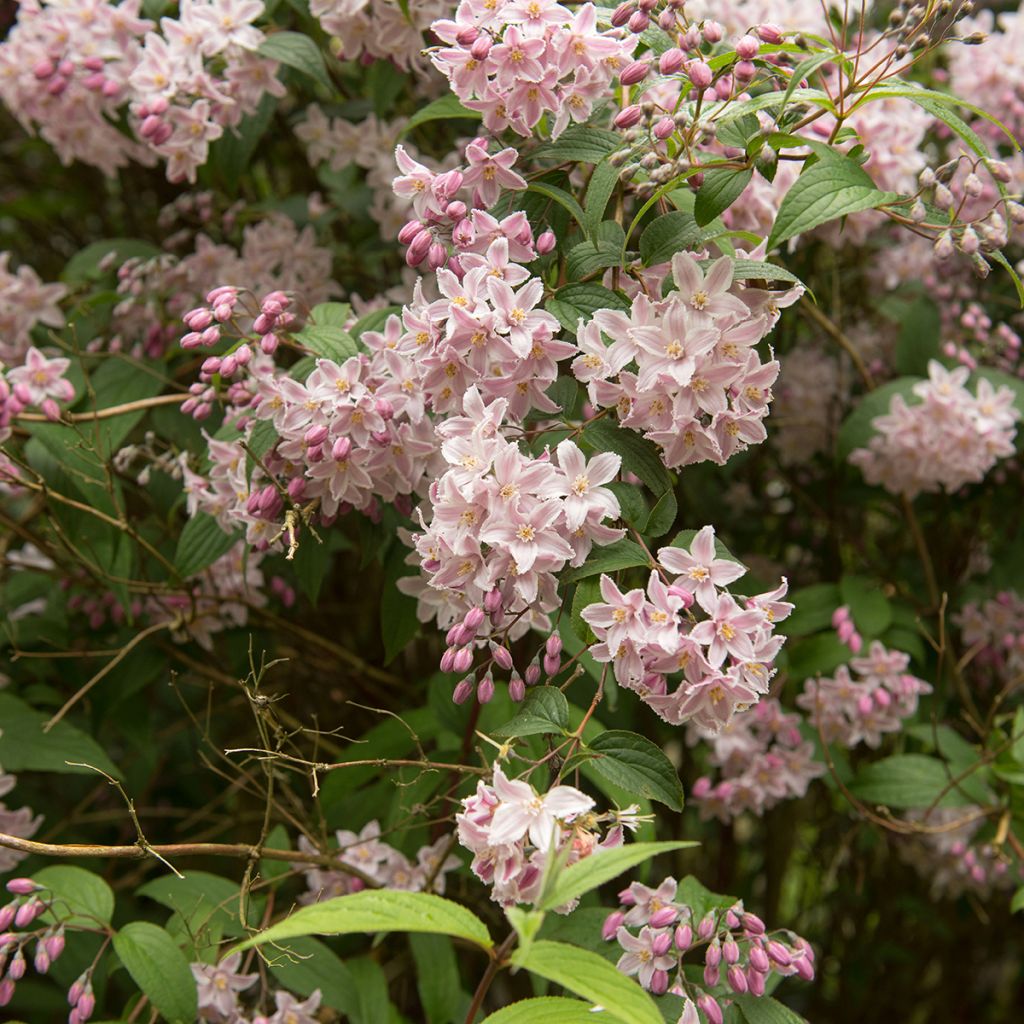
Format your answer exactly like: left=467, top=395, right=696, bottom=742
left=508, top=675, right=526, bottom=702
left=470, top=36, right=492, bottom=60
left=398, top=219, right=423, bottom=245
left=8, top=948, right=26, bottom=979
left=756, top=23, right=785, bottom=44
left=687, top=60, right=713, bottom=89
left=619, top=61, right=651, bottom=86
left=697, top=995, right=723, bottom=1024
left=697, top=912, right=715, bottom=940
left=452, top=677, right=474, bottom=704
left=525, top=662, right=541, bottom=686
left=748, top=966, right=767, bottom=995
left=674, top=923, right=692, bottom=950
left=440, top=647, right=456, bottom=673
left=0, top=904, right=16, bottom=931
left=484, top=588, right=503, bottom=614
left=705, top=939, right=722, bottom=968
left=427, top=242, right=448, bottom=270
left=610, top=2, right=633, bottom=28
left=934, top=231, right=955, bottom=260
left=736, top=35, right=759, bottom=60
left=934, top=183, right=954, bottom=210
left=456, top=26, right=478, bottom=45
left=543, top=652, right=561, bottom=676
left=14, top=900, right=42, bottom=928
left=704, top=20, right=724, bottom=43
left=649, top=905, right=678, bottom=928
left=452, top=647, right=474, bottom=673
left=659, top=47, right=685, bottom=75
left=602, top=910, right=625, bottom=940
left=34, top=944, right=51, bottom=974
left=477, top=674, right=495, bottom=703
left=536, top=230, right=556, bottom=254
left=489, top=642, right=514, bottom=671
left=742, top=911, right=766, bottom=935
left=649, top=969, right=669, bottom=995
left=734, top=59, right=756, bottom=82
left=727, top=964, right=748, bottom=993
left=767, top=939, right=792, bottom=966
left=986, top=159, right=1012, bottom=183
left=614, top=105, right=644, bottom=130
left=627, top=10, right=649, bottom=32
left=0, top=979, right=14, bottom=1008
left=332, top=436, right=352, bottom=461
left=464, top=606, right=486, bottom=630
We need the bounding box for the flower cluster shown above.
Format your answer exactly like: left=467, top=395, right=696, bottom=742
left=573, top=254, right=795, bottom=469
left=0, top=879, right=73, bottom=1014
left=193, top=953, right=322, bottom=1024
left=955, top=589, right=1024, bottom=688
left=457, top=765, right=632, bottom=909
left=797, top=639, right=933, bottom=749
left=580, top=526, right=791, bottom=732
left=293, top=821, right=461, bottom=901
left=401, top=397, right=625, bottom=642
left=772, top=344, right=843, bottom=466
left=0, top=0, right=285, bottom=182
left=430, top=3, right=635, bottom=138
left=311, top=0, right=446, bottom=77
left=604, top=875, right=814, bottom=1017
left=0, top=254, right=67, bottom=364
left=0, top=768, right=42, bottom=875
left=849, top=360, right=1019, bottom=497
left=1, top=347, right=76, bottom=437
left=688, top=699, right=825, bottom=823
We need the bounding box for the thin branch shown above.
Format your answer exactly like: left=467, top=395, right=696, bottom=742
left=15, top=393, right=188, bottom=424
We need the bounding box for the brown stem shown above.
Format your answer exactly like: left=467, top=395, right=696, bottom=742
left=15, top=393, right=188, bottom=424
left=464, top=931, right=517, bottom=1024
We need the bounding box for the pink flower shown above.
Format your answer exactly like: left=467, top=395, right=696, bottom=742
left=657, top=527, right=745, bottom=607
left=488, top=766, right=594, bottom=851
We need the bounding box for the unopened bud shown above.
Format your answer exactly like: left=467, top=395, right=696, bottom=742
left=688, top=60, right=713, bottom=89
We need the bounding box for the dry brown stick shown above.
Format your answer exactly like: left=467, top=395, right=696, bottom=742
left=15, top=393, right=188, bottom=423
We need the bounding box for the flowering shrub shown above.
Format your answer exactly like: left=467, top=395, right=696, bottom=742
left=1, top=1, right=1024, bottom=1022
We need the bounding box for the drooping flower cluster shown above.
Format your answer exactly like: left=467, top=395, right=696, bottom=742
left=0, top=765, right=42, bottom=875
left=192, top=952, right=322, bottom=1024
left=580, top=526, right=791, bottom=732
left=457, top=764, right=633, bottom=909
left=796, top=639, right=933, bottom=749
left=955, top=589, right=1024, bottom=688
left=0, top=879, right=72, bottom=1012
left=573, top=254, right=795, bottom=469
left=0, top=254, right=67, bottom=364
left=401, top=396, right=625, bottom=641
left=430, top=2, right=635, bottom=138
left=0, top=0, right=286, bottom=182
left=311, top=0, right=447, bottom=77
left=849, top=360, right=1019, bottom=497
left=604, top=875, right=814, bottom=1017
left=688, top=699, right=825, bottom=823
left=294, top=821, right=460, bottom=901
left=772, top=344, right=844, bottom=466
left=899, top=806, right=1024, bottom=900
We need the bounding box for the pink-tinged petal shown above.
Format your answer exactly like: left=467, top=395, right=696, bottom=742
left=542, top=785, right=594, bottom=818
left=487, top=803, right=532, bottom=846
left=691, top=525, right=716, bottom=565
left=491, top=766, right=534, bottom=804
left=598, top=573, right=624, bottom=605
left=556, top=439, right=586, bottom=479
left=705, top=257, right=734, bottom=295
left=616, top=927, right=648, bottom=953
left=586, top=452, right=621, bottom=485
left=657, top=546, right=695, bottom=576
left=671, top=252, right=702, bottom=295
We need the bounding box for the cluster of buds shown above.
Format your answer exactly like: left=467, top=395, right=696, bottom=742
left=916, top=157, right=1022, bottom=278
left=885, top=0, right=980, bottom=61
left=0, top=879, right=82, bottom=1018
left=604, top=876, right=813, bottom=1019
left=32, top=53, right=120, bottom=101
left=831, top=605, right=863, bottom=653
left=441, top=606, right=567, bottom=706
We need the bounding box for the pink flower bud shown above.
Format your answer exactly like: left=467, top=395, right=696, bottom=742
left=406, top=228, right=434, bottom=266
left=543, top=652, right=561, bottom=677
left=14, top=900, right=42, bottom=928
left=68, top=977, right=85, bottom=1006
left=747, top=965, right=767, bottom=995
left=305, top=425, right=328, bottom=446
left=627, top=10, right=649, bottom=32
left=767, top=940, right=792, bottom=966
left=649, top=969, right=669, bottom=995
left=688, top=60, right=713, bottom=89
left=447, top=200, right=468, bottom=222
left=742, top=911, right=766, bottom=935
left=427, top=242, right=448, bottom=270
left=41, top=398, right=61, bottom=421
left=794, top=952, right=815, bottom=981
left=34, top=59, right=55, bottom=79
left=525, top=662, right=541, bottom=686
left=260, top=333, right=279, bottom=354
left=736, top=34, right=760, bottom=60
left=659, top=47, right=685, bottom=75
left=610, top=2, right=633, bottom=28
left=602, top=910, right=625, bottom=940
left=617, top=887, right=636, bottom=906
left=332, top=436, right=352, bottom=461
left=727, top=964, right=748, bottom=993
left=704, top=20, right=724, bottom=43
left=456, top=26, right=479, bottom=45
left=756, top=22, right=785, bottom=44
left=452, top=647, right=474, bottom=674
left=34, top=945, right=51, bottom=974
left=77, top=986, right=95, bottom=1020
left=848, top=632, right=863, bottom=653
left=536, top=230, right=556, bottom=255
left=658, top=10, right=675, bottom=31
left=0, top=979, right=14, bottom=1008
left=830, top=605, right=849, bottom=627
left=440, top=647, right=457, bottom=673
left=489, top=642, right=514, bottom=671
left=477, top=674, right=495, bottom=703
left=8, top=948, right=26, bottom=979
left=470, top=36, right=492, bottom=60
left=508, top=675, right=526, bottom=702
left=698, top=995, right=723, bottom=1024
left=464, top=606, right=486, bottom=631
left=46, top=75, right=67, bottom=96
left=398, top=220, right=423, bottom=245
left=545, top=633, right=563, bottom=657
left=675, top=923, right=692, bottom=949
left=705, top=939, right=722, bottom=968
left=653, top=116, right=676, bottom=141
left=735, top=60, right=756, bottom=82
left=614, top=104, right=644, bottom=129
left=619, top=60, right=651, bottom=86
left=200, top=325, right=221, bottom=346
left=649, top=905, right=678, bottom=929
left=452, top=678, right=474, bottom=704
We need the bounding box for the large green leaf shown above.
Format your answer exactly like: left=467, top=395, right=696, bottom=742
left=138, top=871, right=244, bottom=937
left=113, top=922, right=198, bottom=1024
left=401, top=94, right=482, bottom=135
left=839, top=574, right=892, bottom=638
left=410, top=933, right=464, bottom=1024
left=0, top=693, right=121, bottom=778
left=511, top=940, right=662, bottom=1024
left=585, top=159, right=621, bottom=238
left=546, top=282, right=630, bottom=335
left=583, top=731, right=685, bottom=810
left=258, top=32, right=332, bottom=91
left=531, top=125, right=621, bottom=164
left=849, top=754, right=976, bottom=809
left=33, top=866, right=114, bottom=930
left=539, top=841, right=695, bottom=912
left=494, top=687, right=570, bottom=738
left=481, top=998, right=607, bottom=1024
left=767, top=154, right=900, bottom=248
left=695, top=167, right=753, bottom=226
left=174, top=513, right=239, bottom=579
left=266, top=935, right=358, bottom=1014
left=565, top=239, right=624, bottom=280
left=583, top=418, right=673, bottom=495
left=559, top=539, right=651, bottom=586
left=734, top=994, right=808, bottom=1024
left=639, top=211, right=707, bottom=266
left=231, top=890, right=493, bottom=953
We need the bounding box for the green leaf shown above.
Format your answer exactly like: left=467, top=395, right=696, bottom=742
left=265, top=935, right=358, bottom=1014
left=540, top=840, right=695, bottom=913
left=527, top=181, right=586, bottom=227
left=583, top=418, right=673, bottom=495
left=382, top=543, right=420, bottom=663
left=767, top=154, right=900, bottom=249
left=783, top=583, right=841, bottom=638
left=733, top=993, right=808, bottom=1024
left=565, top=239, right=624, bottom=280
left=780, top=50, right=838, bottom=112
left=585, top=159, right=620, bottom=238
left=673, top=875, right=735, bottom=922
left=990, top=249, right=1024, bottom=309
left=481, top=998, right=606, bottom=1024
left=295, top=323, right=359, bottom=362
left=258, top=32, right=332, bottom=91
left=308, top=301, right=352, bottom=327
left=546, top=282, right=630, bottom=334
left=174, top=513, right=239, bottom=579
left=839, top=574, right=892, bottom=638
left=137, top=871, right=244, bottom=937
left=559, top=539, right=650, bottom=586
left=347, top=957, right=393, bottom=1024
left=209, top=92, right=278, bottom=190
left=711, top=259, right=804, bottom=287
left=410, top=933, right=463, bottom=1024
left=230, top=890, right=493, bottom=953
left=511, top=940, right=662, bottom=1024
left=33, top=866, right=114, bottom=929
left=0, top=693, right=121, bottom=778
left=494, top=687, right=570, bottom=738
left=1012, top=886, right=1024, bottom=914
left=849, top=754, right=976, bottom=809
left=583, top=731, right=685, bottom=810
left=400, top=94, right=482, bottom=135
left=893, top=296, right=941, bottom=376
left=62, top=238, right=161, bottom=284
left=695, top=168, right=753, bottom=226
left=639, top=210, right=706, bottom=266
left=531, top=125, right=621, bottom=164
left=113, top=922, right=198, bottom=1024
left=643, top=489, right=677, bottom=538
left=571, top=577, right=602, bottom=647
